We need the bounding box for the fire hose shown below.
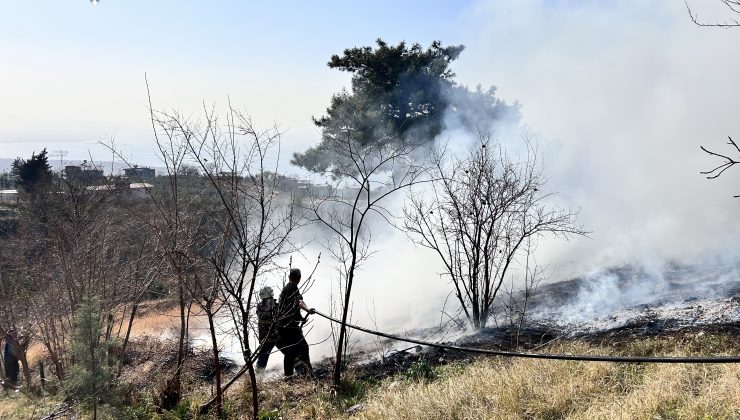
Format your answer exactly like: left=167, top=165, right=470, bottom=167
left=313, top=310, right=740, bottom=364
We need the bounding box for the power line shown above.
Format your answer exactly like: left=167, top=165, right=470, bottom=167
left=314, top=311, right=740, bottom=364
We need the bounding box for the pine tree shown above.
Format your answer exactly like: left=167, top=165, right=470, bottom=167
left=63, top=296, right=115, bottom=419
left=10, top=148, right=52, bottom=192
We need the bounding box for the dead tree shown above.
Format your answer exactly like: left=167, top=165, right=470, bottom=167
left=301, top=121, right=428, bottom=388
left=177, top=226, right=227, bottom=418
left=132, top=98, right=302, bottom=419
left=115, top=235, right=163, bottom=378
left=404, top=132, right=586, bottom=329
left=104, top=109, right=208, bottom=408
left=701, top=136, right=740, bottom=197
left=687, top=0, right=740, bottom=27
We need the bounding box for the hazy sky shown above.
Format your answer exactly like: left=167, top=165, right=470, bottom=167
left=3, top=0, right=740, bottom=297
left=0, top=0, right=468, bottom=164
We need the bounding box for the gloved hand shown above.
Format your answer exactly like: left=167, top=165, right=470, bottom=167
left=309, top=308, right=316, bottom=315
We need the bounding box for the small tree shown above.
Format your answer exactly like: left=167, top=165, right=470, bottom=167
left=299, top=121, right=428, bottom=388
left=405, top=132, right=586, bottom=329
left=11, top=149, right=52, bottom=193
left=64, top=296, right=115, bottom=420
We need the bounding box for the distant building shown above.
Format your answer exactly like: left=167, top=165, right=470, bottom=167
left=128, top=182, right=153, bottom=200
left=85, top=185, right=115, bottom=193
left=84, top=182, right=154, bottom=200
left=124, top=166, right=155, bottom=179
left=0, top=189, right=18, bottom=205
left=65, top=161, right=104, bottom=184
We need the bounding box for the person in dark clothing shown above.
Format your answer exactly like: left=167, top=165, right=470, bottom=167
left=276, top=268, right=315, bottom=377
left=255, top=286, right=278, bottom=370
left=3, top=327, right=19, bottom=387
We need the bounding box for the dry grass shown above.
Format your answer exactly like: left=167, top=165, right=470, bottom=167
left=2, top=330, right=738, bottom=419
left=346, top=334, right=740, bottom=420
left=224, top=370, right=375, bottom=419
left=121, top=299, right=209, bottom=339
left=16, top=300, right=207, bottom=373
left=0, top=393, right=64, bottom=419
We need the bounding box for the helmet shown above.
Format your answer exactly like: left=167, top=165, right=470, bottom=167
left=258, top=287, right=274, bottom=300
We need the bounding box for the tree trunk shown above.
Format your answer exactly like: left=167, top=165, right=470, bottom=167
left=48, top=349, right=64, bottom=380
left=10, top=341, right=33, bottom=393
left=91, top=341, right=97, bottom=420
left=39, top=361, right=46, bottom=390
left=177, top=285, right=186, bottom=368
left=246, top=356, right=259, bottom=420
left=332, top=255, right=357, bottom=388
left=472, top=298, right=481, bottom=330
left=167, top=284, right=186, bottom=406
left=206, top=310, right=223, bottom=418
left=117, top=303, right=138, bottom=378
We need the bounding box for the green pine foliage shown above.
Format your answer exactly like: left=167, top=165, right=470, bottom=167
left=63, top=296, right=116, bottom=410
left=10, top=148, right=52, bottom=192
left=291, top=39, right=519, bottom=175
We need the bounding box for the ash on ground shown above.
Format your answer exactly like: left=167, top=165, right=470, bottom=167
left=527, top=259, right=740, bottom=337
left=338, top=259, right=740, bottom=381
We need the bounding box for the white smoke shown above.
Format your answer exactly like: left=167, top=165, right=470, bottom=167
left=235, top=1, right=740, bottom=366
left=452, top=0, right=740, bottom=278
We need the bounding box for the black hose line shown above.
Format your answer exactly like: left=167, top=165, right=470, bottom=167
left=314, top=311, right=740, bottom=364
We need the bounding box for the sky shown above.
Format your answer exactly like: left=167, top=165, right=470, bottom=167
left=0, top=0, right=467, bottom=165
left=3, top=0, right=740, bottom=337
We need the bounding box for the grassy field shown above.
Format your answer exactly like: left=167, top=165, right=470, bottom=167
left=1, top=331, right=738, bottom=419
left=249, top=332, right=740, bottom=419
left=344, top=334, right=740, bottom=420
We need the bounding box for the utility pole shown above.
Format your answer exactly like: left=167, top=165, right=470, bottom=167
left=49, top=149, right=68, bottom=172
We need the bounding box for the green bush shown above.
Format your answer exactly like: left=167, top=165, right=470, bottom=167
left=164, top=401, right=194, bottom=420
left=258, top=408, right=283, bottom=420
left=404, top=357, right=436, bottom=382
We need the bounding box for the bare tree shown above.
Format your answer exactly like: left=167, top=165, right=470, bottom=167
left=687, top=0, right=740, bottom=27
left=301, top=121, right=429, bottom=388
left=105, top=110, right=208, bottom=408
left=701, top=136, right=740, bottom=197
left=115, top=236, right=163, bottom=378
left=134, top=96, right=302, bottom=418
left=404, top=132, right=586, bottom=329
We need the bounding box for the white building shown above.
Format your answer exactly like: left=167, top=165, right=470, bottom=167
left=128, top=183, right=153, bottom=200
left=0, top=189, right=18, bottom=205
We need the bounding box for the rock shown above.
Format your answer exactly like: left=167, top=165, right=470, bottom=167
left=347, top=403, right=365, bottom=414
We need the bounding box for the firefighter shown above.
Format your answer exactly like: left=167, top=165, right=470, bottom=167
left=276, top=268, right=315, bottom=378
left=255, top=287, right=278, bottom=371
left=3, top=327, right=19, bottom=387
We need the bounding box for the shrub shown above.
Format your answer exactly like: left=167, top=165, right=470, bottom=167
left=404, top=357, right=436, bottom=382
